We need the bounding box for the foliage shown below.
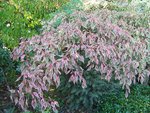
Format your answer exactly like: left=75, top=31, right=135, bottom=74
left=112, top=11, right=150, bottom=28
left=22, top=108, right=52, bottom=113
left=58, top=0, right=83, bottom=14
left=55, top=70, right=121, bottom=113
left=127, top=0, right=150, bottom=13
left=83, top=0, right=150, bottom=13
left=41, top=0, right=83, bottom=27
left=0, top=40, right=20, bottom=113
left=101, top=84, right=150, bottom=113
left=0, top=40, right=17, bottom=87
left=11, top=8, right=150, bottom=112
left=0, top=0, right=69, bottom=49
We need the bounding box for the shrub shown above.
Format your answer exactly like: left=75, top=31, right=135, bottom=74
left=128, top=0, right=150, bottom=13
left=83, top=0, right=150, bottom=13
left=11, top=9, right=150, bottom=112
left=55, top=70, right=121, bottom=113
left=0, top=0, right=69, bottom=49
left=0, top=40, right=17, bottom=87
left=0, top=40, right=19, bottom=113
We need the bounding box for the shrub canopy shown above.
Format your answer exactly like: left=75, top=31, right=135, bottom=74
left=12, top=9, right=150, bottom=111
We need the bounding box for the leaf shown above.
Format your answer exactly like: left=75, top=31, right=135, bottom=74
left=4, top=107, right=15, bottom=113
left=128, top=0, right=132, bottom=3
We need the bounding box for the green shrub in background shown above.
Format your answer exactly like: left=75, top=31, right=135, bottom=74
left=0, top=40, right=18, bottom=87
left=0, top=39, right=20, bottom=113
left=101, top=84, right=150, bottom=113
left=0, top=0, right=69, bottom=49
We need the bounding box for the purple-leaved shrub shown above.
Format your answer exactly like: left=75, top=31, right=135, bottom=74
left=12, top=9, right=150, bottom=111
